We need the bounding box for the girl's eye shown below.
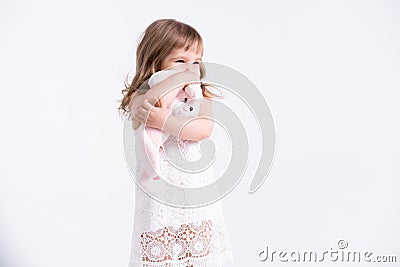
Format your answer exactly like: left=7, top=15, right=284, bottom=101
left=175, top=60, right=185, bottom=63
left=193, top=61, right=200, bottom=65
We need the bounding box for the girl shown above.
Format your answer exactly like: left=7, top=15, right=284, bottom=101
left=118, top=19, right=234, bottom=267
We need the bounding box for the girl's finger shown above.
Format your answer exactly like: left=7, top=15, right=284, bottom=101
left=143, top=99, right=155, bottom=110
left=132, top=113, right=140, bottom=123
left=133, top=112, right=140, bottom=120
left=132, top=114, right=143, bottom=123
left=138, top=106, right=148, bottom=114
left=135, top=110, right=146, bottom=120
left=139, top=107, right=151, bottom=117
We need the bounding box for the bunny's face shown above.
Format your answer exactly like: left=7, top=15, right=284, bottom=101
left=172, top=99, right=202, bottom=117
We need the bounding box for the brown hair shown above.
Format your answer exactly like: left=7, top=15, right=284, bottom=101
left=117, top=18, right=222, bottom=119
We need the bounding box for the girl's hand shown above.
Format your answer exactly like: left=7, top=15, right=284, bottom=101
left=133, top=98, right=170, bottom=129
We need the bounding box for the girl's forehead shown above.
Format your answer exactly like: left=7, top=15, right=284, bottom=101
left=170, top=44, right=202, bottom=57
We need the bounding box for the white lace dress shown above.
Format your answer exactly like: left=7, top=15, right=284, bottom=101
left=128, top=129, right=234, bottom=267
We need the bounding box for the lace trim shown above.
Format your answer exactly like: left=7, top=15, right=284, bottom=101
left=133, top=250, right=233, bottom=267
left=140, top=220, right=211, bottom=261
left=132, top=220, right=233, bottom=267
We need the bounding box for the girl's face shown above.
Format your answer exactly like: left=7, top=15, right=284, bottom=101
left=162, top=43, right=202, bottom=75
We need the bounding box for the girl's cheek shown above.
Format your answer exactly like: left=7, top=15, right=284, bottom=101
left=163, top=62, right=178, bottom=69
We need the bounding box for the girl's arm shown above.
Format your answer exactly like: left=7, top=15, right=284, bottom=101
left=134, top=97, right=214, bottom=141
left=130, top=93, right=145, bottom=130
left=164, top=98, right=214, bottom=141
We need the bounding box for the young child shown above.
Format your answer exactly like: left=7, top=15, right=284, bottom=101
left=118, top=18, right=234, bottom=267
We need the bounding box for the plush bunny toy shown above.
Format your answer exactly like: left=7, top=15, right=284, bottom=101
left=137, top=69, right=203, bottom=190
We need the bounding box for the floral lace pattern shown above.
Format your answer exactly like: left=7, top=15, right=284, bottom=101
left=140, top=220, right=213, bottom=262
left=129, top=133, right=234, bottom=267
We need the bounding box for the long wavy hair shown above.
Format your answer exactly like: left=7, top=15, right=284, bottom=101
left=117, top=18, right=222, bottom=119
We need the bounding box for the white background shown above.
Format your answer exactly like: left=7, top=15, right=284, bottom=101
left=1, top=0, right=399, bottom=266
